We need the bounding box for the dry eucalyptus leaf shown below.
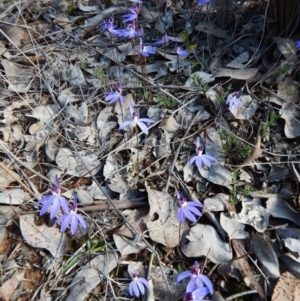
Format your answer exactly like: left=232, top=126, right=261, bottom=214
left=180, top=224, right=232, bottom=263
left=0, top=167, right=21, bottom=190
left=0, top=189, right=30, bottom=205
left=195, top=22, right=227, bottom=38
left=275, top=38, right=298, bottom=62
left=103, top=154, right=122, bottom=181
left=271, top=271, right=300, bottom=301
left=78, top=0, right=97, bottom=11
left=27, top=105, right=58, bottom=122
left=226, top=52, right=249, bottom=69
left=200, top=164, right=232, bottom=187
left=19, top=214, right=66, bottom=258
left=203, top=128, right=225, bottom=163
left=251, top=234, right=280, bottom=279
left=114, top=209, right=147, bottom=255
left=185, top=71, right=214, bottom=87
left=277, top=77, right=300, bottom=138
left=58, top=88, right=76, bottom=107
left=0, top=271, right=23, bottom=301
left=237, top=198, right=269, bottom=232
left=65, top=253, right=118, bottom=301
left=113, top=233, right=146, bottom=256
left=160, top=115, right=181, bottom=133
left=277, top=228, right=300, bottom=260
left=145, top=184, right=186, bottom=248
left=214, top=68, right=258, bottom=80
left=56, top=148, right=101, bottom=177
left=203, top=193, right=229, bottom=212
left=77, top=189, right=94, bottom=204
left=68, top=63, right=86, bottom=86
left=1, top=59, right=32, bottom=92
left=220, top=213, right=249, bottom=240
left=267, top=196, right=300, bottom=227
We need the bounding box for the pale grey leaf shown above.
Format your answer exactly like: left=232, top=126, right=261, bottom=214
left=238, top=198, right=269, bottom=232
left=58, top=88, right=76, bottom=107
left=180, top=224, right=232, bottom=263
left=267, top=196, right=300, bottom=227
left=226, top=52, right=249, bottom=69
left=220, top=213, right=249, bottom=240
left=160, top=115, right=181, bottom=133
left=252, top=234, right=280, bottom=279
left=27, top=105, right=58, bottom=122
left=200, top=164, right=232, bottom=187
left=19, top=214, right=66, bottom=258
left=77, top=189, right=94, bottom=204
left=68, top=63, right=86, bottom=86
left=195, top=22, right=227, bottom=38
left=65, top=253, right=118, bottom=301
left=0, top=189, right=29, bottom=205
left=0, top=168, right=21, bottom=190
left=185, top=71, right=215, bottom=87
left=203, top=193, right=229, bottom=212
left=145, top=184, right=187, bottom=248
left=214, top=68, right=258, bottom=80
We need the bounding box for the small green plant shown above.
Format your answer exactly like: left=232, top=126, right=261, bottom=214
left=80, top=59, right=88, bottom=70
left=231, top=170, right=241, bottom=205
left=94, top=67, right=106, bottom=81
left=218, top=129, right=253, bottom=159
left=157, top=94, right=176, bottom=108
left=137, top=87, right=149, bottom=100
left=262, top=112, right=280, bottom=138
left=243, top=184, right=256, bottom=195
left=215, top=84, right=232, bottom=103
left=191, top=75, right=209, bottom=92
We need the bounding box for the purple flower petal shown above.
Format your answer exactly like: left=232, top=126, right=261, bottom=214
left=119, top=120, right=132, bottom=130
left=60, top=214, right=72, bottom=232
left=138, top=118, right=155, bottom=123
left=183, top=208, right=198, bottom=223
left=195, top=157, right=203, bottom=169
left=136, top=120, right=149, bottom=135
left=198, top=274, right=214, bottom=294
left=70, top=215, right=79, bottom=234
left=176, top=271, right=192, bottom=283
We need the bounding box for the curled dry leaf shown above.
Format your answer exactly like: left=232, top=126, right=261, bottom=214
left=65, top=253, right=118, bottom=301
left=226, top=51, right=249, bottom=69
left=237, top=198, right=269, bottom=232
left=266, top=196, right=300, bottom=227
left=214, top=68, right=258, bottom=80
left=159, top=115, right=181, bottom=133
left=180, top=224, right=232, bottom=263
left=203, top=193, right=229, bottom=212
left=19, top=214, right=66, bottom=258
left=0, top=166, right=21, bottom=190
left=277, top=77, right=300, bottom=138
left=200, top=164, right=232, bottom=187
left=145, top=184, right=186, bottom=248
left=113, top=209, right=147, bottom=256
left=0, top=271, right=23, bottom=301
left=0, top=189, right=30, bottom=205
left=251, top=234, right=280, bottom=279
left=220, top=213, right=249, bottom=240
